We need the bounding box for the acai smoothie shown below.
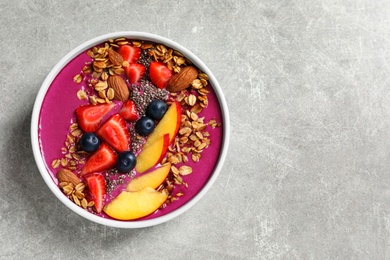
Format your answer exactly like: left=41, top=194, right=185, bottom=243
left=38, top=37, right=223, bottom=221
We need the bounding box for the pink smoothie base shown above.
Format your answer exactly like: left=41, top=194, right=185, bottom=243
left=37, top=37, right=224, bottom=222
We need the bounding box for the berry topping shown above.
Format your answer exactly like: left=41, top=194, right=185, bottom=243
left=80, top=143, right=117, bottom=176
left=119, top=100, right=139, bottom=122
left=116, top=151, right=137, bottom=172
left=118, top=45, right=141, bottom=64
left=75, top=103, right=115, bottom=132
left=149, top=61, right=173, bottom=89
left=135, top=116, right=155, bottom=136
left=84, top=173, right=106, bottom=213
left=146, top=99, right=168, bottom=120
left=80, top=132, right=101, bottom=153
left=95, top=114, right=130, bottom=152
left=125, top=63, right=146, bottom=84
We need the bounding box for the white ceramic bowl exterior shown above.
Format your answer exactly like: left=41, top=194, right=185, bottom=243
left=31, top=32, right=230, bottom=228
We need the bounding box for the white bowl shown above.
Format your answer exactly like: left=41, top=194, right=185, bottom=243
left=31, top=32, right=230, bottom=228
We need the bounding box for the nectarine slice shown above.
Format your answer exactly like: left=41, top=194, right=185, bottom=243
left=126, top=163, right=171, bottom=192
left=103, top=187, right=167, bottom=220
left=135, top=133, right=169, bottom=173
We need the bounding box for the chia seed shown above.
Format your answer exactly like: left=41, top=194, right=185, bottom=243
left=105, top=169, right=136, bottom=197
left=128, top=122, right=146, bottom=154
left=138, top=48, right=154, bottom=73
left=130, top=80, right=169, bottom=116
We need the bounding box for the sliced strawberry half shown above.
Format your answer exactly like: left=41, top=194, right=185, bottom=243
left=119, top=100, right=139, bottom=121
left=118, top=45, right=141, bottom=64
left=75, top=103, right=115, bottom=132
left=84, top=173, right=106, bottom=213
left=124, top=63, right=146, bottom=84
left=80, top=143, right=117, bottom=176
left=149, top=61, right=173, bottom=89
left=95, top=114, right=130, bottom=152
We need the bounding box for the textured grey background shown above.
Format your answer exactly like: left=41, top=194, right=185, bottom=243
left=1, top=0, right=390, bottom=259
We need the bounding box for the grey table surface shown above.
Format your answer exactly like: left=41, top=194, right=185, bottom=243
left=1, top=0, right=390, bottom=259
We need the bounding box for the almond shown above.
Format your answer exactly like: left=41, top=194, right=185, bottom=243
left=108, top=49, right=124, bottom=66
left=107, top=75, right=129, bottom=102
left=57, top=169, right=80, bottom=186
left=167, top=66, right=198, bottom=92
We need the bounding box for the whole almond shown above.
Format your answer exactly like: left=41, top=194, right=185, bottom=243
left=57, top=169, right=80, bottom=186
left=107, top=75, right=129, bottom=102
left=108, top=49, right=124, bottom=66
left=167, top=66, right=198, bottom=92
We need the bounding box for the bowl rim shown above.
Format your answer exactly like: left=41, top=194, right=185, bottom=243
left=31, top=31, right=230, bottom=228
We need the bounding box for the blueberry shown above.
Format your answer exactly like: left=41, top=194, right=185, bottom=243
left=146, top=99, right=168, bottom=120
left=116, top=151, right=136, bottom=172
left=135, top=116, right=155, bottom=136
left=80, top=132, right=101, bottom=152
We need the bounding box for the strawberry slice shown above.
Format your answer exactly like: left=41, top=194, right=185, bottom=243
left=118, top=45, right=141, bottom=64
left=149, top=61, right=173, bottom=89
left=75, top=103, right=115, bottom=132
left=95, top=114, right=130, bottom=152
left=124, top=63, right=146, bottom=84
left=119, top=100, right=139, bottom=121
left=84, top=173, right=106, bottom=213
left=80, top=143, right=117, bottom=176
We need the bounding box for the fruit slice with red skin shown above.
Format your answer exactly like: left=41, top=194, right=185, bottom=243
left=118, top=45, right=141, bottom=64
left=103, top=187, right=167, bottom=220
left=126, top=163, right=171, bottom=192
left=75, top=103, right=115, bottom=132
left=135, top=133, right=169, bottom=173
left=143, top=101, right=181, bottom=150
left=119, top=100, right=139, bottom=121
left=149, top=61, right=173, bottom=89
left=125, top=63, right=146, bottom=84
left=84, top=173, right=106, bottom=213
left=95, top=114, right=130, bottom=152
left=80, top=143, right=117, bottom=176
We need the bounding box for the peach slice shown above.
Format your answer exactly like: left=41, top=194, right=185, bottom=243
left=103, top=187, right=167, bottom=220
left=135, top=133, right=169, bottom=173
left=126, top=163, right=171, bottom=192
left=144, top=101, right=181, bottom=148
